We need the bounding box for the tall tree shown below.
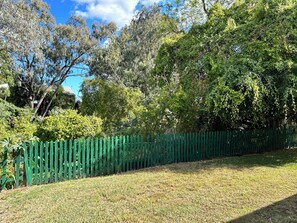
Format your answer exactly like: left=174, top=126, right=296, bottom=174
left=1, top=0, right=54, bottom=110
left=89, top=5, right=174, bottom=96
left=1, top=0, right=114, bottom=116
left=152, top=0, right=297, bottom=131
left=0, top=48, right=14, bottom=98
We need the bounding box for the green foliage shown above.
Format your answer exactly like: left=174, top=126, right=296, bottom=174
left=152, top=0, right=297, bottom=130
left=136, top=82, right=199, bottom=134
left=81, top=80, right=144, bottom=133
left=0, top=49, right=14, bottom=98
left=89, top=5, right=175, bottom=95
left=0, top=99, right=36, bottom=144
left=36, top=109, right=103, bottom=141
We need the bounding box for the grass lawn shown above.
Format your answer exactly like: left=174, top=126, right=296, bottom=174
left=1, top=148, right=297, bottom=223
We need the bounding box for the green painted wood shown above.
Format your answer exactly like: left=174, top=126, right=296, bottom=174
left=69, top=140, right=73, bottom=180
left=171, top=133, right=174, bottom=164
left=113, top=136, right=116, bottom=173
left=146, top=135, right=150, bottom=167
left=209, top=131, right=213, bottom=159
left=216, top=131, right=220, bottom=157
left=28, top=142, right=33, bottom=186
left=39, top=142, right=44, bottom=185
left=82, top=139, right=86, bottom=177
left=131, top=135, right=134, bottom=171
left=131, top=135, right=135, bottom=170
left=103, top=138, right=107, bottom=175
left=49, top=141, right=53, bottom=183
left=191, top=132, right=194, bottom=161
left=180, top=134, right=183, bottom=162
left=59, top=140, right=63, bottom=181
left=202, top=132, right=206, bottom=160
left=153, top=135, right=157, bottom=166
left=86, top=139, right=90, bottom=177
left=114, top=136, right=117, bottom=173
left=110, top=136, right=114, bottom=174
left=126, top=136, right=130, bottom=171
left=78, top=140, right=81, bottom=178
left=142, top=135, right=146, bottom=168
left=150, top=135, right=153, bottom=167
left=1, top=147, right=8, bottom=190
left=136, top=135, right=140, bottom=170
left=95, top=138, right=99, bottom=176
left=166, top=133, right=169, bottom=164
left=141, top=135, right=145, bottom=168
left=22, top=143, right=30, bottom=187
left=90, top=138, right=94, bottom=177
left=184, top=133, right=187, bottom=162
left=195, top=132, right=199, bottom=161
left=34, top=142, right=38, bottom=185
left=122, top=136, right=126, bottom=172
left=45, top=142, right=49, bottom=184
left=15, top=148, right=21, bottom=188
left=54, top=141, right=58, bottom=182
left=64, top=140, right=68, bottom=179
left=99, top=138, right=103, bottom=176
left=191, top=133, right=194, bottom=161
left=73, top=140, right=77, bottom=179
left=113, top=136, right=116, bottom=174
left=177, top=134, right=180, bottom=163
left=107, top=137, right=111, bottom=175
left=198, top=132, right=202, bottom=160
left=117, top=136, right=123, bottom=173
left=140, top=135, right=143, bottom=169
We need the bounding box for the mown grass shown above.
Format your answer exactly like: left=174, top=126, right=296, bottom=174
left=1, top=148, right=297, bottom=223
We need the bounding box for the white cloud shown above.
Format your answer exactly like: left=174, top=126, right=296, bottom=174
left=72, top=0, right=161, bottom=28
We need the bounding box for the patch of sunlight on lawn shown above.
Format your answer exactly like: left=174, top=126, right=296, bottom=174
left=1, top=148, right=297, bottom=223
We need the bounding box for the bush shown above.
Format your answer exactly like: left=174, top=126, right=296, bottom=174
left=36, top=109, right=103, bottom=141
left=0, top=99, right=36, bottom=144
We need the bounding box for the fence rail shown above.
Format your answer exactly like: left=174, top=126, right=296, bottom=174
left=1, top=127, right=297, bottom=190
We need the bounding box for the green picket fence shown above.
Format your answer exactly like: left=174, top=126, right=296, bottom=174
left=2, top=127, right=297, bottom=190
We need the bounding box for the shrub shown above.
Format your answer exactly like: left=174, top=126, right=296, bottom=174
left=36, top=109, right=103, bottom=141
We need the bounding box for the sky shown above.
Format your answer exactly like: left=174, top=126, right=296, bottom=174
left=44, top=0, right=162, bottom=98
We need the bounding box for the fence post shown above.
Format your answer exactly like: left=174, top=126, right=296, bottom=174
left=23, top=143, right=30, bottom=186
left=1, top=147, right=8, bottom=191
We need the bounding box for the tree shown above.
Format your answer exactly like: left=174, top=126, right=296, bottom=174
left=152, top=0, right=297, bottom=131
left=163, top=0, right=234, bottom=32
left=1, top=0, right=114, bottom=117
left=1, top=0, right=54, bottom=110
left=0, top=49, right=14, bottom=98
left=81, top=79, right=144, bottom=133
left=89, top=5, right=174, bottom=96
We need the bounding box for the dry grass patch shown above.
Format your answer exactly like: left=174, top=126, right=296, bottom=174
left=1, top=149, right=297, bottom=223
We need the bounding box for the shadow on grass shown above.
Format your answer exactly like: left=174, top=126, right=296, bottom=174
left=228, top=193, right=297, bottom=223
left=163, top=148, right=297, bottom=173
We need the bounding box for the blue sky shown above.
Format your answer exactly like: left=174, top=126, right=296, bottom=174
left=44, top=0, right=162, bottom=98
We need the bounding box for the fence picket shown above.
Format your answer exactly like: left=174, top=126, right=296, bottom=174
left=95, top=138, right=99, bottom=176
left=73, top=140, right=77, bottom=179
left=91, top=138, right=94, bottom=177
left=59, top=140, right=63, bottom=181
left=53, top=141, right=57, bottom=183
left=78, top=139, right=81, bottom=178
left=64, top=140, right=68, bottom=179
left=45, top=142, right=49, bottom=184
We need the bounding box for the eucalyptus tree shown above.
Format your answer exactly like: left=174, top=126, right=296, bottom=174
left=0, top=49, right=14, bottom=98
left=164, top=0, right=234, bottom=32
left=89, top=5, right=175, bottom=96
left=0, top=0, right=112, bottom=116
left=0, top=0, right=54, bottom=110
